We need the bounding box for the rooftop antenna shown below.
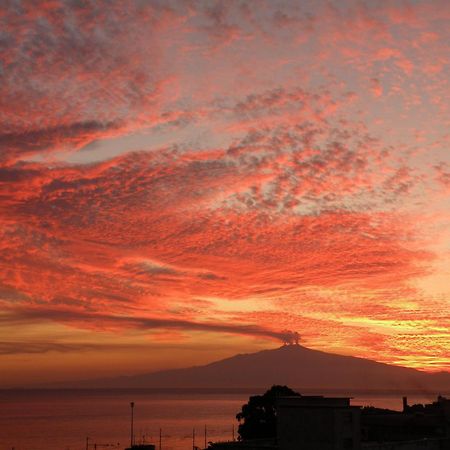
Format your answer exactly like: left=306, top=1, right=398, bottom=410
left=130, top=402, right=135, bottom=448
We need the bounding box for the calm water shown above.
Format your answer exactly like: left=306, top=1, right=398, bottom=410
left=0, top=389, right=446, bottom=450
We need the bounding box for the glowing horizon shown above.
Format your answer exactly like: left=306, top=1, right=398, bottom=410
left=1, top=0, right=449, bottom=387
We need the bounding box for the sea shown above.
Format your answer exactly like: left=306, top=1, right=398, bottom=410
left=0, top=389, right=447, bottom=450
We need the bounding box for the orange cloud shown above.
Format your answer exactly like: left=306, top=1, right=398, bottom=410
left=1, top=0, right=449, bottom=384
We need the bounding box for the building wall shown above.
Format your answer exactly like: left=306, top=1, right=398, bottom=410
left=277, top=398, right=361, bottom=450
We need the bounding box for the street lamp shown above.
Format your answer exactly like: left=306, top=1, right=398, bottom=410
left=130, top=402, right=135, bottom=448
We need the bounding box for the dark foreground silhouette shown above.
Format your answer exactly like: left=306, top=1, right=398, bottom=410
left=236, top=385, right=300, bottom=440
left=209, top=386, right=450, bottom=450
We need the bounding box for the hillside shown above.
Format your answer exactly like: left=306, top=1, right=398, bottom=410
left=59, top=345, right=450, bottom=392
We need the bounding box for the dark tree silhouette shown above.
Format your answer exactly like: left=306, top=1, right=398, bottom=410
left=236, top=385, right=300, bottom=440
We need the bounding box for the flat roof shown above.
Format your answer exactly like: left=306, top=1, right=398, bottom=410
left=277, top=396, right=353, bottom=407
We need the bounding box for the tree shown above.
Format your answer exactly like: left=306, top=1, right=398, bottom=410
left=236, top=385, right=300, bottom=440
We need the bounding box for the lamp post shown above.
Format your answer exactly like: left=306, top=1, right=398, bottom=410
left=130, top=402, right=135, bottom=448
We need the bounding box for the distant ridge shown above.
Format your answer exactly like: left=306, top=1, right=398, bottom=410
left=55, top=345, right=450, bottom=392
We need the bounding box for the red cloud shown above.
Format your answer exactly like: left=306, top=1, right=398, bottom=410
left=1, top=0, right=449, bottom=377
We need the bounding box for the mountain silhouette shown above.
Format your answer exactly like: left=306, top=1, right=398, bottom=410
left=58, top=345, right=450, bottom=392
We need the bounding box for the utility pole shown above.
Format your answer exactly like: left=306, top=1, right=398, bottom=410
left=86, top=437, right=89, bottom=450
left=130, top=401, right=135, bottom=448
left=204, top=425, right=207, bottom=449
left=192, top=427, right=196, bottom=450
left=159, top=428, right=162, bottom=450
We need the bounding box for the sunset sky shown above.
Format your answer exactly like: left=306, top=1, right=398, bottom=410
left=1, top=0, right=449, bottom=387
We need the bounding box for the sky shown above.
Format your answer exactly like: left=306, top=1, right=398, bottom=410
left=0, top=0, right=449, bottom=387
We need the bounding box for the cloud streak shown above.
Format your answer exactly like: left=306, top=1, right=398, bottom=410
left=2, top=308, right=299, bottom=345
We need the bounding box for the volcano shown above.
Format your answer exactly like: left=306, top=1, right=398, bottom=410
left=63, top=345, right=450, bottom=392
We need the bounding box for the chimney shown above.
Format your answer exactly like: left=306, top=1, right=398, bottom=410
left=402, top=396, right=408, bottom=412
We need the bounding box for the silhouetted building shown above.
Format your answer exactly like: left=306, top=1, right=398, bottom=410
left=362, top=396, right=450, bottom=448
left=277, top=396, right=361, bottom=450
left=209, top=395, right=360, bottom=450
left=209, top=395, right=450, bottom=450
